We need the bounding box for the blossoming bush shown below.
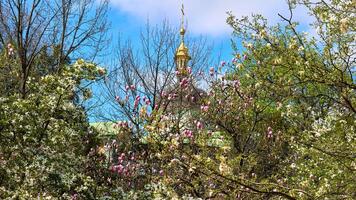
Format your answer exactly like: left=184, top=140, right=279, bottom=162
left=0, top=53, right=106, bottom=199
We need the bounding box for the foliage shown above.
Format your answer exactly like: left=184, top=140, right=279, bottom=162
left=98, top=0, right=355, bottom=199
left=0, top=53, right=105, bottom=199
left=1, top=0, right=355, bottom=199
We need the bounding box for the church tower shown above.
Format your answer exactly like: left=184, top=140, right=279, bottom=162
left=175, top=4, right=191, bottom=77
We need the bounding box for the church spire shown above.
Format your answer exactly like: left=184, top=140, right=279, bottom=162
left=175, top=2, right=190, bottom=74
left=180, top=4, right=186, bottom=43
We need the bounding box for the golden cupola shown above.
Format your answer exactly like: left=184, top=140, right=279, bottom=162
left=175, top=4, right=191, bottom=72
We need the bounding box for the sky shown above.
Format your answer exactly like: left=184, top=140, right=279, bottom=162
left=109, top=0, right=313, bottom=37
left=100, top=0, right=316, bottom=68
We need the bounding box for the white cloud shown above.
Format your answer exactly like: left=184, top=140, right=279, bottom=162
left=110, top=0, right=314, bottom=36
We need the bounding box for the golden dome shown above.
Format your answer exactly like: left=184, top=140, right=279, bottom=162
left=176, top=42, right=190, bottom=59
left=175, top=26, right=190, bottom=60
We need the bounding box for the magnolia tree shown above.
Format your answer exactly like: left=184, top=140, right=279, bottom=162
left=86, top=22, right=213, bottom=195
left=97, top=0, right=355, bottom=199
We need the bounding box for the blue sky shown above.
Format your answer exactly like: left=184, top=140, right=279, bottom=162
left=102, top=0, right=314, bottom=64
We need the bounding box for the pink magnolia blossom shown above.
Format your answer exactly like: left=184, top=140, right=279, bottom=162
left=130, top=84, right=136, bottom=90
left=112, top=164, right=124, bottom=174
left=201, top=105, right=209, bottom=112
left=134, top=95, right=140, bottom=109
left=221, top=61, right=226, bottom=67
left=183, top=129, right=193, bottom=138
left=196, top=121, right=203, bottom=129
left=243, top=54, right=248, bottom=60
left=117, top=164, right=124, bottom=174
left=142, top=96, right=151, bottom=105
left=180, top=77, right=189, bottom=88
left=113, top=121, right=128, bottom=129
